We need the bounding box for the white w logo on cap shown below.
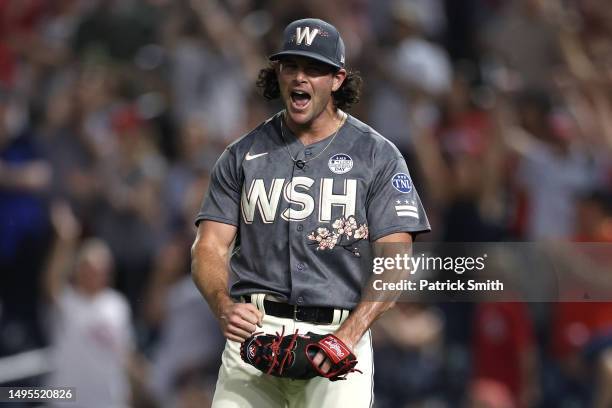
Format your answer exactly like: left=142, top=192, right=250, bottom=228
left=295, top=27, right=319, bottom=46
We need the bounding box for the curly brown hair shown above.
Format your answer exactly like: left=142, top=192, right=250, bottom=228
left=255, top=64, right=362, bottom=111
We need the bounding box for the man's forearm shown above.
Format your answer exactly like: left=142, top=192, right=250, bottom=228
left=336, top=233, right=413, bottom=349
left=335, top=300, right=394, bottom=349
left=191, top=243, right=234, bottom=318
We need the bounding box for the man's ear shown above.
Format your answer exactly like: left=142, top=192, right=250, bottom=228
left=332, top=69, right=347, bottom=92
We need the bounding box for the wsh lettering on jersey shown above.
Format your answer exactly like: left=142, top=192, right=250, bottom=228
left=241, top=177, right=357, bottom=223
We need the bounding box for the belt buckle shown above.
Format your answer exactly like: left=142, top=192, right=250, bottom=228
left=294, top=306, right=318, bottom=323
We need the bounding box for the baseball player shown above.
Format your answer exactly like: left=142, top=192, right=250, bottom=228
left=191, top=18, right=430, bottom=407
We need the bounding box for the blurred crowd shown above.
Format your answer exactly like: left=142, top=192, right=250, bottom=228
left=1, top=0, right=612, bottom=407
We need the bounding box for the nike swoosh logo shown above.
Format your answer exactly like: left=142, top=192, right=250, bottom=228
left=245, top=152, right=268, bottom=161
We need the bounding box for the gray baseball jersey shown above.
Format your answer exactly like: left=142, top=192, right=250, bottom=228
left=195, top=112, right=430, bottom=309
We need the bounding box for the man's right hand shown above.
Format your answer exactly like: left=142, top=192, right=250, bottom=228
left=217, top=299, right=263, bottom=342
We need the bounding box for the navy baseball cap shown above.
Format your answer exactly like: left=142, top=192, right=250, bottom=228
left=269, top=18, right=345, bottom=69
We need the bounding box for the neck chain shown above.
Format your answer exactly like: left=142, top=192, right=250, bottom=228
left=279, top=110, right=346, bottom=169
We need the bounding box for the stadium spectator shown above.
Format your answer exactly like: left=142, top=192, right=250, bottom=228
left=43, top=202, right=135, bottom=408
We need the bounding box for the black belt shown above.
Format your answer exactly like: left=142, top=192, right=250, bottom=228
left=244, top=295, right=338, bottom=325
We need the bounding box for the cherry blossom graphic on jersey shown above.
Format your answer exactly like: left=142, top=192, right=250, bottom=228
left=307, top=216, right=368, bottom=257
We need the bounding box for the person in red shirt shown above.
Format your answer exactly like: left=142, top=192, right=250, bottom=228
left=472, top=302, right=539, bottom=408
left=551, top=190, right=612, bottom=408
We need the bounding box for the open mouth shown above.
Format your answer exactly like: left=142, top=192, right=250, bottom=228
left=290, top=90, right=311, bottom=109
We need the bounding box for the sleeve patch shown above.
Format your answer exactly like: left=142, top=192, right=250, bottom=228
left=391, top=173, right=412, bottom=193
left=394, top=199, right=419, bottom=219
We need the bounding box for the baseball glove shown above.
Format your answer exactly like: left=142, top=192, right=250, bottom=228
left=240, top=327, right=361, bottom=381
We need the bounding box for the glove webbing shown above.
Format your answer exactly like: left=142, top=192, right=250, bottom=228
left=260, top=326, right=301, bottom=376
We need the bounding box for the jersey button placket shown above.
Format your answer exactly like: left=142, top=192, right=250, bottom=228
left=289, top=149, right=307, bottom=305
